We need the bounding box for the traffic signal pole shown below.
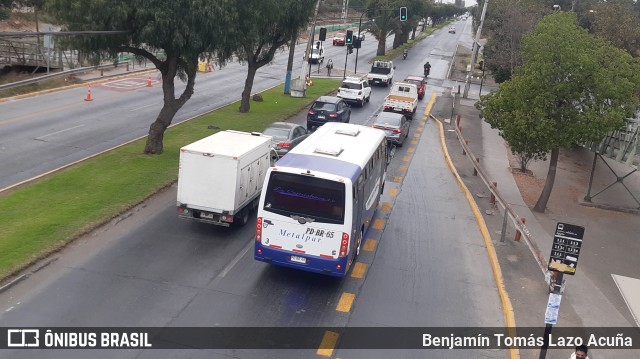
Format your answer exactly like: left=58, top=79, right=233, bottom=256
left=354, top=12, right=365, bottom=74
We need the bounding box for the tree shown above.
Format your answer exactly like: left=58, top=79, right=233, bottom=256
left=366, top=0, right=402, bottom=56
left=46, top=0, right=236, bottom=154
left=232, top=0, right=315, bottom=113
left=0, top=0, right=12, bottom=20
left=591, top=0, right=640, bottom=57
left=482, top=0, right=547, bottom=83
left=476, top=12, right=640, bottom=212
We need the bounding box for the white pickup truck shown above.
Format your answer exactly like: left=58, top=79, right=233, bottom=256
left=367, top=60, right=395, bottom=86
left=383, top=82, right=419, bottom=119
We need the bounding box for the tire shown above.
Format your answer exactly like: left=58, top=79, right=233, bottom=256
left=366, top=95, right=370, bottom=103
left=234, top=207, right=249, bottom=227
left=359, top=99, right=364, bottom=107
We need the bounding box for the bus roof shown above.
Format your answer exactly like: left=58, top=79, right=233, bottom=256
left=276, top=123, right=386, bottom=181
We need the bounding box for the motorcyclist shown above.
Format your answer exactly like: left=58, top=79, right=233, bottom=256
left=402, top=48, right=408, bottom=59
left=423, top=61, right=431, bottom=76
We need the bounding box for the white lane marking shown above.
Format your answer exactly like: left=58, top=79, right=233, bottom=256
left=219, top=239, right=253, bottom=279
left=612, top=274, right=640, bottom=327
left=35, top=124, right=85, bottom=140
left=130, top=103, right=155, bottom=112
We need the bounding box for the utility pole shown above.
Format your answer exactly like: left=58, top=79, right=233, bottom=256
left=298, top=0, right=322, bottom=93
left=463, top=0, right=488, bottom=99
left=284, top=34, right=297, bottom=94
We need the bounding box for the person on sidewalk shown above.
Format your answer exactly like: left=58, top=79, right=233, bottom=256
left=569, top=344, right=589, bottom=359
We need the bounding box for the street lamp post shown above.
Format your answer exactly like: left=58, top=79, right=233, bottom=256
left=463, top=0, right=488, bottom=99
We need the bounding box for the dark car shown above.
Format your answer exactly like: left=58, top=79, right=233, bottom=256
left=306, top=96, right=351, bottom=131
left=372, top=112, right=410, bottom=146
left=404, top=75, right=426, bottom=100
left=263, top=122, right=310, bottom=159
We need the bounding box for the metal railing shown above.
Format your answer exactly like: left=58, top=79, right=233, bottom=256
left=0, top=61, right=133, bottom=91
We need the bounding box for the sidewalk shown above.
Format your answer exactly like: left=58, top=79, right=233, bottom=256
left=433, top=83, right=640, bottom=358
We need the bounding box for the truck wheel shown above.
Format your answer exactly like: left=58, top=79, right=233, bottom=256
left=234, top=207, right=250, bottom=227
left=366, top=95, right=370, bottom=103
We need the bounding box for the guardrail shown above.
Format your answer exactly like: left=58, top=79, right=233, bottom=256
left=434, top=113, right=550, bottom=277
left=0, top=61, right=133, bottom=91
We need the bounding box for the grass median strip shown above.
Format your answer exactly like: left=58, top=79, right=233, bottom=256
left=0, top=79, right=339, bottom=280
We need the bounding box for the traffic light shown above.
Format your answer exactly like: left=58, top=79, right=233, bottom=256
left=346, top=30, right=353, bottom=44
left=353, top=38, right=362, bottom=49
left=400, top=7, right=407, bottom=21
left=319, top=27, right=327, bottom=42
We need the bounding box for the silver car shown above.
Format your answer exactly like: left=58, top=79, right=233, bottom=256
left=263, top=122, right=309, bottom=159
left=372, top=112, right=410, bottom=146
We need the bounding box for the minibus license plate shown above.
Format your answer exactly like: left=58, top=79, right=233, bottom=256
left=290, top=256, right=306, bottom=264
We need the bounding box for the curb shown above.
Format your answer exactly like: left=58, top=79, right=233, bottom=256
left=432, top=111, right=520, bottom=359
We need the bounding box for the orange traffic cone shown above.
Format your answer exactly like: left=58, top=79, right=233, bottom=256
left=147, top=75, right=152, bottom=87
left=207, top=63, right=213, bottom=72
left=84, top=85, right=93, bottom=101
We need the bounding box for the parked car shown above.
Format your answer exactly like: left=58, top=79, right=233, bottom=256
left=333, top=33, right=346, bottom=46
left=262, top=122, right=310, bottom=159
left=403, top=75, right=426, bottom=100
left=372, top=112, right=410, bottom=146
left=306, top=96, right=351, bottom=131
left=448, top=26, right=456, bottom=34
left=337, top=76, right=371, bottom=107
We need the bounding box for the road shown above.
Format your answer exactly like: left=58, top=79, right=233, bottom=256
left=0, top=30, right=390, bottom=190
left=0, top=19, right=509, bottom=358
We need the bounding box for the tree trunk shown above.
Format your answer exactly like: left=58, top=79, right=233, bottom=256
left=239, top=62, right=258, bottom=113
left=533, top=147, right=559, bottom=212
left=376, top=38, right=386, bottom=56
left=392, top=33, right=401, bottom=49
left=411, top=26, right=416, bottom=40
left=144, top=56, right=196, bottom=154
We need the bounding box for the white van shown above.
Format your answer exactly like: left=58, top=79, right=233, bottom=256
left=309, top=41, right=325, bottom=63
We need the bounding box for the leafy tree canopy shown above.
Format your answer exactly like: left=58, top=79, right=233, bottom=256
left=476, top=11, right=640, bottom=211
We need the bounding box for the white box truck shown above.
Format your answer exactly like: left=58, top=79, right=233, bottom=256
left=177, top=130, right=272, bottom=227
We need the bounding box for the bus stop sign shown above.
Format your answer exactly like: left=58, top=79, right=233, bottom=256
left=548, top=222, right=585, bottom=275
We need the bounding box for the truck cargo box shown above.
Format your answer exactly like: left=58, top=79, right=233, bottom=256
left=177, top=130, right=272, bottom=226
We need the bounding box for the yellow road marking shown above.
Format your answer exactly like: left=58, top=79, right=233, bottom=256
left=413, top=133, right=420, bottom=138
left=372, top=218, right=385, bottom=230
left=424, top=93, right=438, bottom=115
left=416, top=127, right=423, bottom=132
left=399, top=165, right=408, bottom=172
left=363, top=239, right=377, bottom=251
left=317, top=331, right=339, bottom=357
left=407, top=148, right=415, bottom=153
left=336, top=292, right=355, bottom=312
left=380, top=202, right=392, bottom=212
left=402, top=155, right=410, bottom=162
left=411, top=140, right=418, bottom=145
left=393, top=175, right=403, bottom=183
left=388, top=188, right=398, bottom=196
left=351, top=262, right=367, bottom=278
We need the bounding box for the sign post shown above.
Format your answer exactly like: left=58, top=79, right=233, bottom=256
left=539, top=222, right=585, bottom=359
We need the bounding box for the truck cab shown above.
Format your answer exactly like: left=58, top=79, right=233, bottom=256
left=367, top=60, right=395, bottom=87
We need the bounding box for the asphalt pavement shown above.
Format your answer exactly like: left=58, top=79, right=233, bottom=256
left=432, top=81, right=640, bottom=358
